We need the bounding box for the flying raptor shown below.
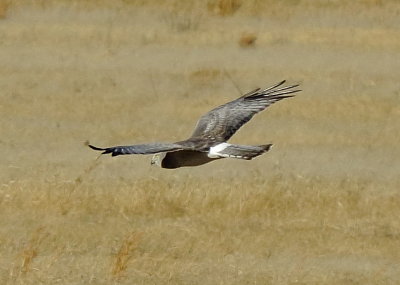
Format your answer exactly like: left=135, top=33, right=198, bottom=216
left=89, top=80, right=300, bottom=169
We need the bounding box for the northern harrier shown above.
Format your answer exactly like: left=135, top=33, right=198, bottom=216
left=89, top=80, right=300, bottom=168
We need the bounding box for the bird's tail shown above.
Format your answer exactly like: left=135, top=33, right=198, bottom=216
left=210, top=143, right=273, bottom=160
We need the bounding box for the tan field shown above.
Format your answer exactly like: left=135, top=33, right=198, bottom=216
left=1, top=0, right=400, bottom=284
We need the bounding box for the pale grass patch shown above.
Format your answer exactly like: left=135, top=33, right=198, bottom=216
left=162, top=1, right=204, bottom=32
left=189, top=68, right=222, bottom=84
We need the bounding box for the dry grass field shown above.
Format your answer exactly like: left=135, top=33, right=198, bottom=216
left=1, top=0, right=400, bottom=284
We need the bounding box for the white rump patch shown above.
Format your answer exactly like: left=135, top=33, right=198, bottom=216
left=208, top=143, right=230, bottom=158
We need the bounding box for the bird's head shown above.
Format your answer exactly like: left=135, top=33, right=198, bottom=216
left=150, top=153, right=166, bottom=167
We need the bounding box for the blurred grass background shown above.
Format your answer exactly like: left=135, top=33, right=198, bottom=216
left=0, top=0, right=399, bottom=284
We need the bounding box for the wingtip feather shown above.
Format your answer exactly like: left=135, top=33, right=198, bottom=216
left=88, top=144, right=105, bottom=151
left=88, top=144, right=114, bottom=155
left=245, top=81, right=301, bottom=100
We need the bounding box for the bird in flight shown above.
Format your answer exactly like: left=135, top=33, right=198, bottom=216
left=89, top=80, right=300, bottom=169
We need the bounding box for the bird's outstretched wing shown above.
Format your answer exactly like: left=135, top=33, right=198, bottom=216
left=88, top=143, right=188, bottom=156
left=190, top=80, right=300, bottom=142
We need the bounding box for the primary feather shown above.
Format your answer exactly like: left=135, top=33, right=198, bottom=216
left=190, top=80, right=300, bottom=142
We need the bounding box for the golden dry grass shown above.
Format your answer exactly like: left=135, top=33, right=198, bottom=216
left=0, top=1, right=9, bottom=19
left=111, top=232, right=142, bottom=279
left=1, top=177, right=400, bottom=284
left=1, top=0, right=400, bottom=284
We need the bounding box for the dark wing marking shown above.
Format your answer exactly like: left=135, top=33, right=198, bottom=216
left=88, top=143, right=188, bottom=157
left=190, top=80, right=300, bottom=142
